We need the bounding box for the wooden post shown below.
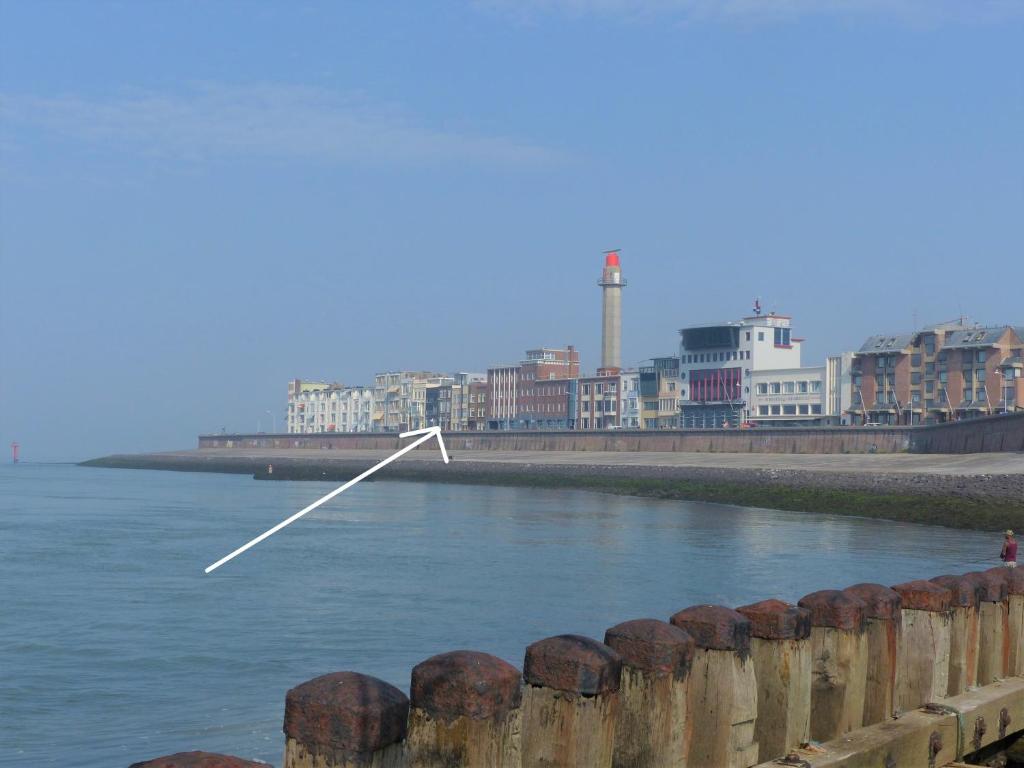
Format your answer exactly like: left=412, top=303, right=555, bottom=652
left=521, top=634, right=622, bottom=768
left=930, top=574, right=982, bottom=695
left=670, top=605, right=758, bottom=768
left=797, top=590, right=868, bottom=741
left=984, top=565, right=1024, bottom=676
left=283, top=671, right=408, bottom=768
left=130, top=754, right=269, bottom=767
left=969, top=569, right=1010, bottom=684
left=842, top=583, right=902, bottom=726
left=735, top=599, right=812, bottom=761
left=891, top=580, right=952, bottom=711
left=603, top=619, right=695, bottom=768
left=406, top=650, right=522, bottom=768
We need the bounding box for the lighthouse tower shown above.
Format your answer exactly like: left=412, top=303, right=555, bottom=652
left=598, top=250, right=626, bottom=373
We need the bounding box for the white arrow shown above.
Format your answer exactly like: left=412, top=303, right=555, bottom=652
left=204, top=426, right=449, bottom=573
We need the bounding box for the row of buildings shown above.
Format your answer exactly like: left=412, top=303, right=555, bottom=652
left=286, top=314, right=1024, bottom=434
left=285, top=253, right=1024, bottom=433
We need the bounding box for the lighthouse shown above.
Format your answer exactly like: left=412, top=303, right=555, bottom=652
left=598, top=250, right=626, bottom=373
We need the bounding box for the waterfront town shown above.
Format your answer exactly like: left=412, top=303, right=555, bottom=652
left=285, top=252, right=1024, bottom=435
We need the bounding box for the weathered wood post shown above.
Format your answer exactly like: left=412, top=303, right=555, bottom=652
left=283, top=671, right=408, bottom=768
left=521, top=634, right=622, bottom=768
left=983, top=566, right=1024, bottom=677
left=842, top=583, right=902, bottom=726
left=930, top=574, right=982, bottom=696
left=891, top=580, right=952, bottom=711
left=670, top=605, right=758, bottom=768
left=406, top=650, right=522, bottom=768
left=602, top=619, right=694, bottom=768
left=130, top=754, right=269, bottom=767
left=970, top=569, right=1010, bottom=684
left=735, top=599, right=811, bottom=761
left=797, top=590, right=868, bottom=741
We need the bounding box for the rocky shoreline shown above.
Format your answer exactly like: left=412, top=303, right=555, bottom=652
left=81, top=451, right=1024, bottom=532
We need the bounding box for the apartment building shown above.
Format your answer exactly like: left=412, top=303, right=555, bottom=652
left=467, top=380, right=488, bottom=431
left=487, top=346, right=580, bottom=429
left=576, top=373, right=620, bottom=429
left=639, top=357, right=681, bottom=429
left=619, top=371, right=641, bottom=429
left=424, top=372, right=485, bottom=431
left=372, top=371, right=448, bottom=432
left=849, top=321, right=1024, bottom=425
left=286, top=379, right=374, bottom=433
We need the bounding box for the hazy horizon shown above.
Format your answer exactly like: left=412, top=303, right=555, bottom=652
left=2, top=1, right=1022, bottom=461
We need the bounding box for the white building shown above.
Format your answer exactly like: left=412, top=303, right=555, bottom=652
left=678, top=312, right=829, bottom=427
left=287, top=379, right=374, bottom=433
left=619, top=370, right=641, bottom=428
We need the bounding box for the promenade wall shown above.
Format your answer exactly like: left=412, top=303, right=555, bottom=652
left=198, top=412, right=1024, bottom=454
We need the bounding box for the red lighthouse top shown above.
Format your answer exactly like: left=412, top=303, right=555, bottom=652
left=604, top=251, right=620, bottom=267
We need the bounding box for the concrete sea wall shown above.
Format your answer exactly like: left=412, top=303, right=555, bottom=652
left=198, top=412, right=1024, bottom=454
left=132, top=566, right=1024, bottom=768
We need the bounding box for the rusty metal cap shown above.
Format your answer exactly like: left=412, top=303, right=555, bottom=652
left=930, top=575, right=983, bottom=608
left=129, top=754, right=269, bottom=768
left=797, top=590, right=866, bottom=631
left=736, top=599, right=811, bottom=640
left=669, top=605, right=751, bottom=653
left=982, top=566, right=1024, bottom=596
left=283, top=671, right=409, bottom=756
left=604, top=619, right=695, bottom=679
left=968, top=570, right=1010, bottom=601
left=410, top=650, right=521, bottom=724
left=523, top=634, right=622, bottom=696
left=843, top=584, right=902, bottom=620
left=891, top=580, right=953, bottom=612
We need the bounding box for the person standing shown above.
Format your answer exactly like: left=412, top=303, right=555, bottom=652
left=1001, top=530, right=1018, bottom=568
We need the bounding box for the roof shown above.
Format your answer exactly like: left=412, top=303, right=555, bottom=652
left=857, top=333, right=916, bottom=354
left=941, top=326, right=1014, bottom=349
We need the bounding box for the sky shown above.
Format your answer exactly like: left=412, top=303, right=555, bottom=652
left=0, top=1, right=1021, bottom=460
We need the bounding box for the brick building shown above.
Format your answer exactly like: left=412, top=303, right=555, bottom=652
left=487, top=346, right=580, bottom=429
left=849, top=321, right=1024, bottom=425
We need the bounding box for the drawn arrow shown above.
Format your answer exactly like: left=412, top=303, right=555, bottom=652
left=204, top=426, right=449, bottom=573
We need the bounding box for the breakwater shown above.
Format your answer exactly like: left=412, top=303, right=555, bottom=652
left=82, top=450, right=1024, bottom=531
left=131, top=565, right=1024, bottom=767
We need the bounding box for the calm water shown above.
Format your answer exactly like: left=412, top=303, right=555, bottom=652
left=0, top=463, right=1003, bottom=767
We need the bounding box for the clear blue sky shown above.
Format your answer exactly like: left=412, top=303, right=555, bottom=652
left=1, top=1, right=1021, bottom=459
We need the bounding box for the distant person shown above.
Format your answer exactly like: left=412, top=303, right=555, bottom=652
left=1001, top=530, right=1017, bottom=568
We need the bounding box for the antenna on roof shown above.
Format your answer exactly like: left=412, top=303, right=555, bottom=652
left=753, top=297, right=762, bottom=317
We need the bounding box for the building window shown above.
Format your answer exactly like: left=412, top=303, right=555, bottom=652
left=911, top=354, right=921, bottom=367
left=977, top=369, right=986, bottom=382
left=758, top=406, right=769, bottom=416
left=977, top=350, right=987, bottom=363
left=771, top=405, right=781, bottom=415
left=811, top=381, right=822, bottom=393
left=964, top=388, right=973, bottom=402
left=758, top=332, right=765, bottom=341
left=746, top=332, right=751, bottom=341
left=783, top=405, right=797, bottom=415
left=770, top=383, right=781, bottom=394
left=911, top=372, right=921, bottom=385
left=783, top=382, right=795, bottom=394
left=978, top=389, right=987, bottom=402
left=798, top=404, right=809, bottom=415
left=811, top=404, right=822, bottom=414
left=798, top=381, right=808, bottom=393
left=756, top=383, right=768, bottom=395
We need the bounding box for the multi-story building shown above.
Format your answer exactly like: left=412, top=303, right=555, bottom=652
left=487, top=346, right=580, bottom=429
left=678, top=311, right=831, bottom=428
left=467, top=380, right=488, bottom=431
left=639, top=357, right=681, bottom=429
left=619, top=371, right=641, bottom=429
left=287, top=379, right=374, bottom=433
left=825, top=353, right=855, bottom=425
left=576, top=373, right=620, bottom=429
left=748, top=367, right=824, bottom=425
left=372, top=371, right=447, bottom=432
left=849, top=321, right=1024, bottom=425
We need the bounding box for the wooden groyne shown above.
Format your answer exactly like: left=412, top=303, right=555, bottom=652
left=132, top=566, right=1024, bottom=768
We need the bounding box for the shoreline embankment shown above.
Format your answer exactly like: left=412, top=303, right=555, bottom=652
left=81, top=449, right=1024, bottom=532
